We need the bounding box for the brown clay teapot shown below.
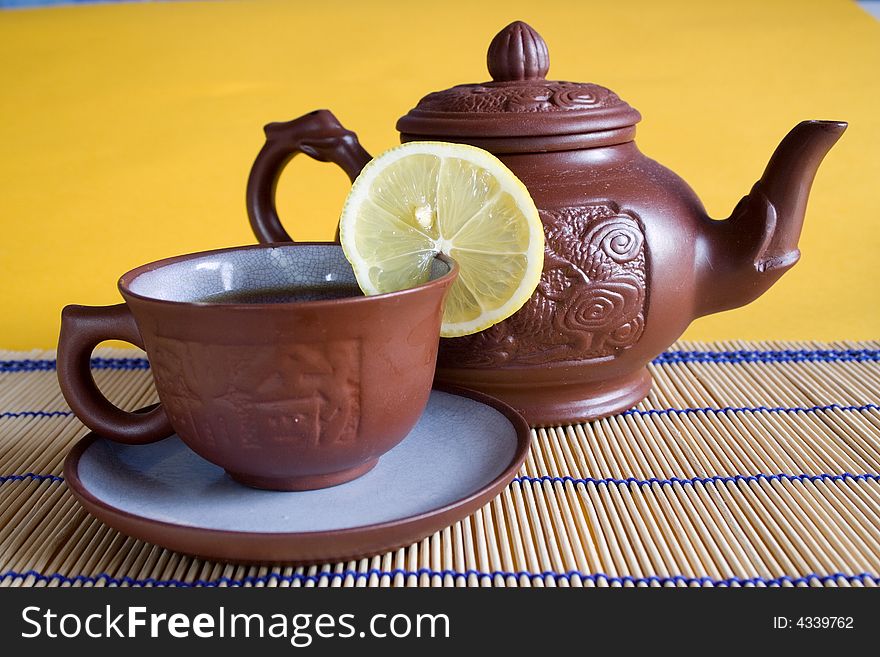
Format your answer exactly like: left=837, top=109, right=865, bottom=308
left=245, top=21, right=846, bottom=426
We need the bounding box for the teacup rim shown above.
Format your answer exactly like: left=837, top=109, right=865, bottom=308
left=117, top=241, right=458, bottom=309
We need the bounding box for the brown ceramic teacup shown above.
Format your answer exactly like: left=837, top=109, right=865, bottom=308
left=57, top=243, right=457, bottom=491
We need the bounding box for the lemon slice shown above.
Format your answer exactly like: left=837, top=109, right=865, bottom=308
left=339, top=142, right=544, bottom=337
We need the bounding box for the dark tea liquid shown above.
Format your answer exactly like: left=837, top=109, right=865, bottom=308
left=202, top=284, right=363, bottom=304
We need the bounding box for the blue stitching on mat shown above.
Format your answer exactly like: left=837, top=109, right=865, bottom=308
left=0, top=410, right=72, bottom=418
left=0, top=473, right=64, bottom=484
left=620, top=402, right=879, bottom=418
left=653, top=348, right=880, bottom=364
left=0, top=357, right=150, bottom=372
left=3, top=349, right=878, bottom=373
left=3, top=402, right=876, bottom=422
left=512, top=472, right=880, bottom=488
left=4, top=471, right=878, bottom=490
left=0, top=568, right=877, bottom=587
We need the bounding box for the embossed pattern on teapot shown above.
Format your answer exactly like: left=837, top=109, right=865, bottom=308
left=441, top=203, right=647, bottom=368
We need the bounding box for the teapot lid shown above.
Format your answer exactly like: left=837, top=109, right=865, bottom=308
left=396, top=21, right=642, bottom=152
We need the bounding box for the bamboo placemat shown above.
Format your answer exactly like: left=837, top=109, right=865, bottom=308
left=1, top=340, right=878, bottom=587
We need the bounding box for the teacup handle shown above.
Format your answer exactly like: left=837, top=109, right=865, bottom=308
left=246, top=109, right=372, bottom=243
left=57, top=304, right=172, bottom=444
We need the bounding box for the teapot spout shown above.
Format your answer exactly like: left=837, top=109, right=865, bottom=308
left=695, top=120, right=847, bottom=316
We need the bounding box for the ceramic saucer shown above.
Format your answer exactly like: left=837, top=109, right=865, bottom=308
left=64, top=387, right=530, bottom=564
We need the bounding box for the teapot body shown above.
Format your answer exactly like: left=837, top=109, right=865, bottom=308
left=245, top=21, right=846, bottom=426
left=429, top=141, right=707, bottom=424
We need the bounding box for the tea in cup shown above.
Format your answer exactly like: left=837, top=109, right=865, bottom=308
left=57, top=243, right=457, bottom=491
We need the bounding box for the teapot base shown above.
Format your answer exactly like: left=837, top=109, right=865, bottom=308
left=433, top=367, right=652, bottom=427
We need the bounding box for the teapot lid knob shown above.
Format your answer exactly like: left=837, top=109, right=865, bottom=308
left=487, top=21, right=550, bottom=82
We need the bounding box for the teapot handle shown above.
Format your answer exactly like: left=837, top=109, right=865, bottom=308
left=246, top=110, right=372, bottom=243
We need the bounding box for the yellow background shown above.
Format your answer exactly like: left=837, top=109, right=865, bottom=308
left=1, top=0, right=878, bottom=349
